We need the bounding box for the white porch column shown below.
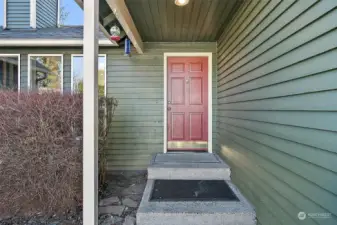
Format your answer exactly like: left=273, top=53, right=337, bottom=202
left=83, top=0, right=99, bottom=224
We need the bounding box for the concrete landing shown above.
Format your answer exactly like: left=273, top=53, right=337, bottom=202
left=148, top=153, right=231, bottom=180
left=137, top=179, right=256, bottom=225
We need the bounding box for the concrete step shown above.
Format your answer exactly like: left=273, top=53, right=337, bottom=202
left=148, top=153, right=231, bottom=180
left=137, top=179, right=256, bottom=225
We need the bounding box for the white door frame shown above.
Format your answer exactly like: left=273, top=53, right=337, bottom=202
left=163, top=52, right=213, bottom=153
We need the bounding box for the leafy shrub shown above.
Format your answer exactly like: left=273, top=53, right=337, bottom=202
left=0, top=91, right=117, bottom=217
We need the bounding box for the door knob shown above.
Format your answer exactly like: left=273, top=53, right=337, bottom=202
left=167, top=107, right=171, bottom=111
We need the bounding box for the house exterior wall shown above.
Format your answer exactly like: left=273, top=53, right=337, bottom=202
left=36, top=0, right=58, bottom=28
left=5, top=0, right=31, bottom=29
left=0, top=47, right=82, bottom=91
left=105, top=43, right=217, bottom=170
left=216, top=1, right=337, bottom=225
left=0, top=42, right=217, bottom=170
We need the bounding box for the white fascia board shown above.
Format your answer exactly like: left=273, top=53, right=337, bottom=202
left=0, top=39, right=118, bottom=46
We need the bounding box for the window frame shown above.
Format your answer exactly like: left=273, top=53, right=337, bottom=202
left=0, top=54, right=21, bottom=91
left=27, top=54, right=64, bottom=93
left=71, top=54, right=107, bottom=96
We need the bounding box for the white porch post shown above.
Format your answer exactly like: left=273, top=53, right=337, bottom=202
left=83, top=0, right=99, bottom=224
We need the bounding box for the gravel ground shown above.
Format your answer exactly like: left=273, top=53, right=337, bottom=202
left=0, top=171, right=147, bottom=225
left=0, top=211, right=82, bottom=225
left=98, top=171, right=147, bottom=225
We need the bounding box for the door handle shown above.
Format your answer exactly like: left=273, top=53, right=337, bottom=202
left=167, top=107, right=171, bottom=111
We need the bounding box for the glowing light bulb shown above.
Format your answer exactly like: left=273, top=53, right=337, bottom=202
left=175, top=0, right=189, bottom=6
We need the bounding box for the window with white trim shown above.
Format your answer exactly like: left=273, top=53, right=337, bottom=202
left=0, top=55, right=20, bottom=91
left=71, top=55, right=106, bottom=96
left=29, top=55, right=63, bottom=93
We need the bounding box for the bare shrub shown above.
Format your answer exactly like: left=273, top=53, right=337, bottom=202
left=0, top=91, right=117, bottom=217
left=98, top=97, right=118, bottom=190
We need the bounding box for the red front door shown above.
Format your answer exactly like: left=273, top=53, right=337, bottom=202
left=167, top=57, right=208, bottom=151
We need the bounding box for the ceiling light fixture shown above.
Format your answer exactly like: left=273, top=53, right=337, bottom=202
left=175, top=0, right=189, bottom=7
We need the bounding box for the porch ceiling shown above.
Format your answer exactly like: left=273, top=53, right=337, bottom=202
left=124, top=0, right=243, bottom=42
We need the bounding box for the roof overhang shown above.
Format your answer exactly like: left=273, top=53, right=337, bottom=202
left=105, top=0, right=144, bottom=53
left=0, top=39, right=117, bottom=47
left=75, top=0, right=119, bottom=46
left=75, top=0, right=144, bottom=54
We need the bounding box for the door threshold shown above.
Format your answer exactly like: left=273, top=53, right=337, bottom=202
left=167, top=150, right=208, bottom=153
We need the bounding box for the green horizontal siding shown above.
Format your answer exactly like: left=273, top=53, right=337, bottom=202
left=217, top=1, right=337, bottom=225
left=63, top=54, right=72, bottom=92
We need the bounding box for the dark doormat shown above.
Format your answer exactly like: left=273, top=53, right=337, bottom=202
left=149, top=180, right=239, bottom=202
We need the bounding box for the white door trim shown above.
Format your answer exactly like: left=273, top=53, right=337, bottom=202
left=163, top=52, right=213, bottom=153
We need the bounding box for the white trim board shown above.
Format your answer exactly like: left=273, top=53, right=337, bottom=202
left=82, top=0, right=99, bottom=223
left=0, top=39, right=118, bottom=47
left=71, top=54, right=107, bottom=96
left=163, top=52, right=213, bottom=153
left=3, top=0, right=7, bottom=29
left=30, top=0, right=37, bottom=29
left=0, top=54, right=21, bottom=91
left=57, top=0, right=60, bottom=27
left=27, top=54, right=64, bottom=93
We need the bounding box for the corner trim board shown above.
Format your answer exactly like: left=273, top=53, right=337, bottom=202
left=3, top=0, right=7, bottom=29
left=57, top=0, right=60, bottom=27
left=163, top=52, right=213, bottom=153
left=30, top=0, right=37, bottom=28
